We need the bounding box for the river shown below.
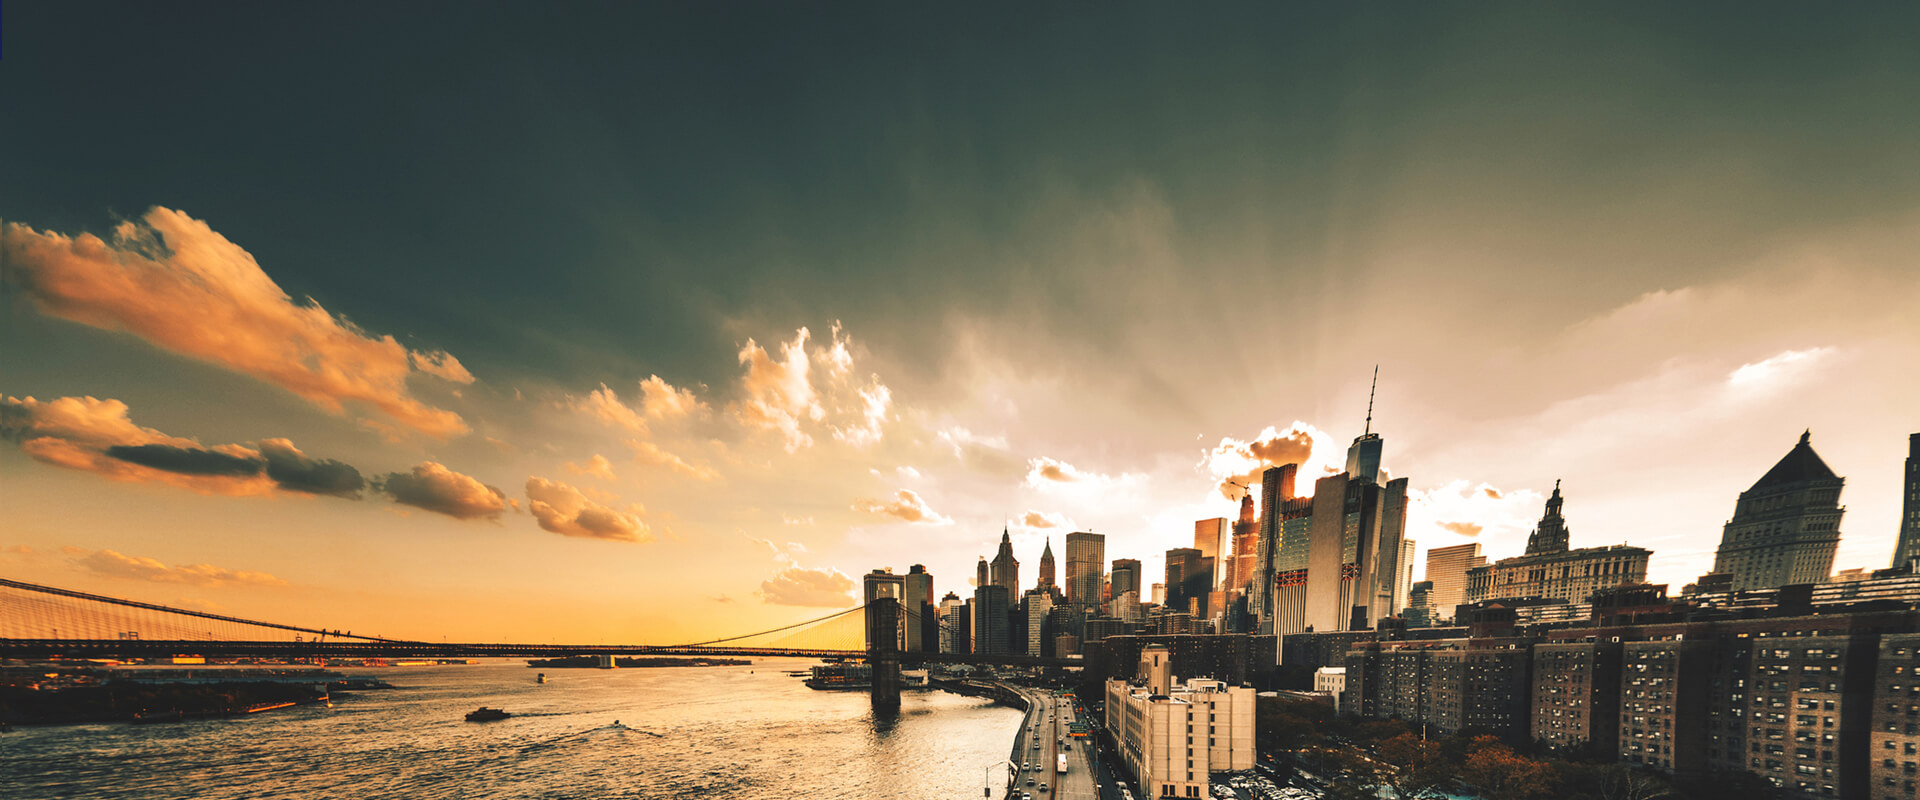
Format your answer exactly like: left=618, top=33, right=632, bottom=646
left=0, top=658, right=1026, bottom=799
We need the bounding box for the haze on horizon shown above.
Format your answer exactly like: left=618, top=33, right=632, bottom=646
left=2, top=4, right=1917, bottom=644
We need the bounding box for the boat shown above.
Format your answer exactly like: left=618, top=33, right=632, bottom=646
left=131, top=710, right=184, bottom=725
left=465, top=707, right=511, bottom=722
left=536, top=673, right=547, bottom=684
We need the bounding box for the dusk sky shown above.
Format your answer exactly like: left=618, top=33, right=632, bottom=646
left=4, top=5, right=1918, bottom=644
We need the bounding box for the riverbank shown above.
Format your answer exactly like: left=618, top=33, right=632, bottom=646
left=0, top=680, right=335, bottom=725
left=524, top=655, right=752, bottom=668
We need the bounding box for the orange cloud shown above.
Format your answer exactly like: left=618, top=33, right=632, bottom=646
left=564, top=453, right=617, bottom=481
left=628, top=439, right=719, bottom=481
left=758, top=564, right=855, bottom=607
left=1, top=208, right=471, bottom=437
left=67, top=547, right=288, bottom=588
left=851, top=488, right=952, bottom=525
left=377, top=462, right=511, bottom=520
left=1200, top=422, right=1333, bottom=500
left=639, top=374, right=705, bottom=419
left=1, top=395, right=361, bottom=497
left=526, top=477, right=650, bottom=543
left=734, top=327, right=825, bottom=451
left=730, top=322, right=896, bottom=452
left=1018, top=510, right=1069, bottom=529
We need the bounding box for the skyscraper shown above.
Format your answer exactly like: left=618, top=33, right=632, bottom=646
left=1193, top=517, right=1231, bottom=598
left=1422, top=542, right=1486, bottom=624
left=863, top=568, right=905, bottom=651
left=1111, top=558, right=1141, bottom=603
left=1250, top=463, right=1299, bottom=628
left=1710, top=431, right=1846, bottom=591
left=1893, top=433, right=1920, bottom=568
left=938, top=592, right=965, bottom=653
left=1165, top=548, right=1213, bottom=617
left=990, top=527, right=1020, bottom=594
left=1258, top=423, right=1412, bottom=634
left=1065, top=531, right=1106, bottom=608
left=1230, top=493, right=1258, bottom=592
left=1026, top=588, right=1053, bottom=657
left=971, top=584, right=1011, bottom=656
left=903, top=564, right=934, bottom=652
left=977, top=556, right=989, bottom=590
left=1038, top=537, right=1056, bottom=589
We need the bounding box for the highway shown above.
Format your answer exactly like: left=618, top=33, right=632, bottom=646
left=1004, top=686, right=1102, bottom=800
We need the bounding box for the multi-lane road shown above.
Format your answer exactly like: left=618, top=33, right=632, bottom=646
left=1003, top=686, right=1104, bottom=800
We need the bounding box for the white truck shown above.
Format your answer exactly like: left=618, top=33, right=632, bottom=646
left=1056, top=754, right=1068, bottom=774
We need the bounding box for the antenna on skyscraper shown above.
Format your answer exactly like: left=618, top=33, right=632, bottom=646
left=1364, top=365, right=1378, bottom=436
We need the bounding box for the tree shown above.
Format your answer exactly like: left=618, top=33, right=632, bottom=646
left=1557, top=762, right=1681, bottom=800
left=1457, top=736, right=1558, bottom=800
left=1375, top=732, right=1450, bottom=799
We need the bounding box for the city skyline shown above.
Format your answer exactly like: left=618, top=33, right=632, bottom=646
left=5, top=5, right=1920, bottom=645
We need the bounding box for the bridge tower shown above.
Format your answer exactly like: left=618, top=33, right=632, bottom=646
left=864, top=596, right=902, bottom=709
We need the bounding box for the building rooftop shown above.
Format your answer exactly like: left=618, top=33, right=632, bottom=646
left=1749, top=430, right=1841, bottom=491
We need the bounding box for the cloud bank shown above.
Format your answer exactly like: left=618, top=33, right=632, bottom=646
left=2, top=395, right=363, bottom=498
left=2, top=208, right=473, bottom=437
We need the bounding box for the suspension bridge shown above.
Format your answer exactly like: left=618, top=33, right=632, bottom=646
left=0, top=579, right=1076, bottom=705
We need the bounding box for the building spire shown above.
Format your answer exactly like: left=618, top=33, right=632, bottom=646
left=1364, top=365, right=1378, bottom=436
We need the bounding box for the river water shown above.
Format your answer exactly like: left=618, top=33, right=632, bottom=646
left=0, top=658, right=1025, bottom=800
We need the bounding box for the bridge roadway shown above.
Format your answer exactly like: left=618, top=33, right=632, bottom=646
left=0, top=639, right=1082, bottom=668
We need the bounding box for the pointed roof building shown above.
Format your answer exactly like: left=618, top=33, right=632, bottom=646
left=1038, top=537, right=1056, bottom=589
left=1710, top=430, right=1847, bottom=591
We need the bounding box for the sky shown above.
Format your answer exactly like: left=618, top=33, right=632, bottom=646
left=3, top=4, right=1918, bottom=644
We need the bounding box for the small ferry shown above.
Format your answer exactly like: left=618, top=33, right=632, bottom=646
left=465, top=707, right=511, bottom=722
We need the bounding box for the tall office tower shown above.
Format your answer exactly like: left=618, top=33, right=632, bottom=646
left=1189, top=557, right=1215, bottom=618
left=903, top=564, right=934, bottom=652
left=1038, top=538, right=1056, bottom=589
left=1065, top=532, right=1106, bottom=608
left=1025, top=588, right=1054, bottom=657
left=1113, top=590, right=1143, bottom=623
left=990, top=527, right=1021, bottom=594
left=1371, top=477, right=1412, bottom=621
left=1286, top=470, right=1413, bottom=633
left=1151, top=583, right=1166, bottom=606
left=1110, top=558, right=1141, bottom=602
left=977, top=556, right=989, bottom=589
left=1894, top=433, right=1920, bottom=568
left=1422, top=543, right=1486, bottom=624
left=1250, top=463, right=1299, bottom=629
left=971, top=585, right=1011, bottom=656
left=938, top=592, right=965, bottom=653
left=863, top=568, right=906, bottom=651
left=1403, top=581, right=1434, bottom=627
left=1710, top=431, right=1847, bottom=591
left=1524, top=481, right=1572, bottom=555
left=1230, top=493, right=1258, bottom=592
left=1165, top=548, right=1215, bottom=617
left=1194, top=517, right=1231, bottom=597
left=905, top=564, right=934, bottom=606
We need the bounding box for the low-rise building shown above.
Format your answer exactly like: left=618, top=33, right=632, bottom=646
left=1106, top=645, right=1256, bottom=799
